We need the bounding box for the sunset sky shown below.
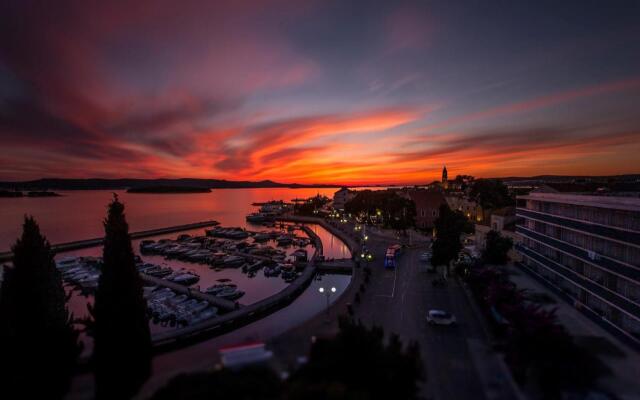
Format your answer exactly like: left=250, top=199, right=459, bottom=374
left=1, top=0, right=639, bottom=185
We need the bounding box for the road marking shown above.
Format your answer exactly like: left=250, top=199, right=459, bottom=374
left=375, top=264, right=399, bottom=298
left=390, top=265, right=398, bottom=298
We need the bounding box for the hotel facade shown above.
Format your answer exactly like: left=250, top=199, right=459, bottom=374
left=515, top=192, right=640, bottom=344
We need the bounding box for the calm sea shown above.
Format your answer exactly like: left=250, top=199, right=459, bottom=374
left=0, top=188, right=351, bottom=256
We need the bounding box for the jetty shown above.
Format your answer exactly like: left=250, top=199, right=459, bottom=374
left=152, top=244, right=320, bottom=351
left=140, top=273, right=238, bottom=312
left=0, top=220, right=220, bottom=263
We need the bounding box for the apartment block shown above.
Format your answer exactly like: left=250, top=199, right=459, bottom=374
left=515, top=192, right=640, bottom=344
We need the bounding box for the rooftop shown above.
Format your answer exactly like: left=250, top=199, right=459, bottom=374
left=407, top=189, right=447, bottom=208
left=518, top=192, right=640, bottom=212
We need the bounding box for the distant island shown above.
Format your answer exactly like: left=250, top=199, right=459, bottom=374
left=0, top=190, right=61, bottom=198
left=126, top=186, right=211, bottom=194
left=0, top=178, right=339, bottom=191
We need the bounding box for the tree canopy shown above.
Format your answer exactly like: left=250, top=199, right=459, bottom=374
left=345, top=190, right=416, bottom=231
left=287, top=317, right=423, bottom=399
left=469, top=179, right=514, bottom=210
left=92, top=196, right=151, bottom=399
left=0, top=216, right=79, bottom=399
left=295, top=195, right=330, bottom=216
left=151, top=317, right=423, bottom=400
left=482, top=230, right=513, bottom=265
left=431, top=204, right=471, bottom=267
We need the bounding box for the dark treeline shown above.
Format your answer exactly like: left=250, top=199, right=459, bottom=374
left=0, top=178, right=338, bottom=191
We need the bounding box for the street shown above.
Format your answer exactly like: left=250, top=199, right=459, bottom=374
left=356, top=234, right=488, bottom=400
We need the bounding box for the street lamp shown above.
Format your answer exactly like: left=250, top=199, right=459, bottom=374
left=319, top=286, right=337, bottom=322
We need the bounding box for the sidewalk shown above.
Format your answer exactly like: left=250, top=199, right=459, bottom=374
left=456, top=277, right=525, bottom=400
left=507, top=265, right=640, bottom=400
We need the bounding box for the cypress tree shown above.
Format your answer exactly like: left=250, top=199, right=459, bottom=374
left=92, top=195, right=151, bottom=399
left=0, top=216, right=79, bottom=399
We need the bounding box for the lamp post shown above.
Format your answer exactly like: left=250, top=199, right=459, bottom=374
left=319, top=286, right=337, bottom=322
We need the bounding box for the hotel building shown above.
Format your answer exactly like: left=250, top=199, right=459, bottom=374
left=515, top=192, right=640, bottom=344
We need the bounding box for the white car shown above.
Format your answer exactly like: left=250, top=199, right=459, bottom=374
left=419, top=252, right=432, bottom=262
left=426, top=309, right=457, bottom=326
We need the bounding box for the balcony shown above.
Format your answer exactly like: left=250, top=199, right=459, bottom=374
left=516, top=208, right=640, bottom=246
left=516, top=243, right=640, bottom=318
left=515, top=226, right=640, bottom=284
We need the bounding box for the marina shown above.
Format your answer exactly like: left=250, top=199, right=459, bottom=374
left=0, top=189, right=353, bottom=363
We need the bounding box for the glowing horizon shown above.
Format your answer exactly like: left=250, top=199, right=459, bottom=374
left=1, top=1, right=639, bottom=185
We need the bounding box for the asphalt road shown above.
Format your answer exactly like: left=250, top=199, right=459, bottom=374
left=357, top=237, right=488, bottom=400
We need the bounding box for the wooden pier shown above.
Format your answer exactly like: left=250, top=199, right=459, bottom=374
left=0, top=220, right=220, bottom=263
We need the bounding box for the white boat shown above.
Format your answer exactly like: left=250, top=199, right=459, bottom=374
left=216, top=287, right=245, bottom=300
left=56, top=256, right=79, bottom=270
left=171, top=273, right=200, bottom=286
left=252, top=232, right=271, bottom=242
left=222, top=255, right=245, bottom=267
left=191, top=307, right=218, bottom=324
left=205, top=283, right=237, bottom=295
left=246, top=213, right=268, bottom=223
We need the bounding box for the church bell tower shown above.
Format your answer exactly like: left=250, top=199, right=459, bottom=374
left=442, top=166, right=448, bottom=190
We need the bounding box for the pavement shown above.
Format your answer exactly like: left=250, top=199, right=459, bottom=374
left=507, top=265, right=640, bottom=400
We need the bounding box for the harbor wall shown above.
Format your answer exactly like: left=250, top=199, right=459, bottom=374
left=151, top=246, right=320, bottom=351
left=150, top=215, right=356, bottom=352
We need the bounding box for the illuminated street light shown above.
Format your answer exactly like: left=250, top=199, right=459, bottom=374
left=319, top=286, right=337, bottom=322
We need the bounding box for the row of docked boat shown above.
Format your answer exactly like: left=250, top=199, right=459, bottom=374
left=144, top=287, right=218, bottom=327
left=137, top=263, right=200, bottom=285
left=205, top=226, right=249, bottom=239
left=56, top=256, right=103, bottom=292
left=204, top=281, right=245, bottom=300
left=139, top=230, right=310, bottom=269
left=56, top=255, right=202, bottom=292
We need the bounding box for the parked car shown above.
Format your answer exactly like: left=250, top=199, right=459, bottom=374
left=426, top=309, right=457, bottom=326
